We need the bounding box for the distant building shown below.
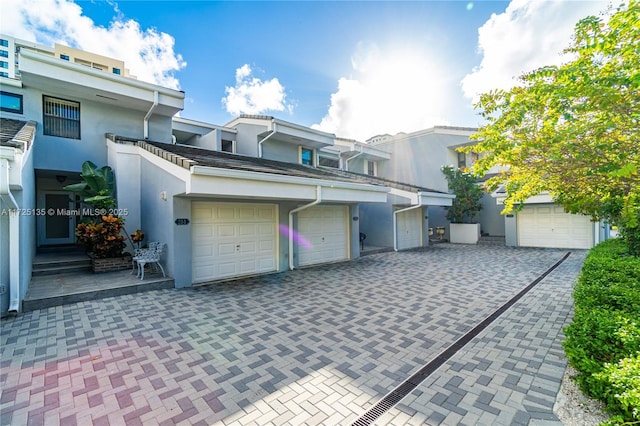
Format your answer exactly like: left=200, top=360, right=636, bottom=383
left=0, top=34, right=133, bottom=81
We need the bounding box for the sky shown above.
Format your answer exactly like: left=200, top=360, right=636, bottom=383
left=1, top=0, right=612, bottom=141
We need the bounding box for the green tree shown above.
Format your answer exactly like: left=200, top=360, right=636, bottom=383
left=467, top=1, right=640, bottom=254
left=441, top=166, right=484, bottom=224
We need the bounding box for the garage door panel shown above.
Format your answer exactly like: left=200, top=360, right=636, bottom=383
left=298, top=205, right=349, bottom=267
left=259, top=258, right=275, bottom=270
left=518, top=204, right=592, bottom=249
left=257, top=223, right=274, bottom=235
left=192, top=224, right=213, bottom=238
left=239, top=223, right=256, bottom=236
left=239, top=260, right=257, bottom=273
left=215, top=224, right=234, bottom=237
left=192, top=202, right=277, bottom=283
left=192, top=207, right=212, bottom=220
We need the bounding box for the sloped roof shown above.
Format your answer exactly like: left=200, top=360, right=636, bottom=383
left=112, top=136, right=445, bottom=194
left=0, top=118, right=37, bottom=150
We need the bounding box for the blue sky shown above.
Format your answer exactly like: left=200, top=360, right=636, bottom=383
left=3, top=0, right=610, bottom=140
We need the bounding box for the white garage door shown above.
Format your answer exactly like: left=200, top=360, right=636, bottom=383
left=518, top=204, right=593, bottom=249
left=397, top=208, right=422, bottom=250
left=192, top=202, right=277, bottom=283
left=297, top=205, right=349, bottom=267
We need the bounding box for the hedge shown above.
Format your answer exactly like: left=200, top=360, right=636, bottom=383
left=563, top=239, right=640, bottom=424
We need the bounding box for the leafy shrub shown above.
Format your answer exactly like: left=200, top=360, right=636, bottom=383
left=595, top=353, right=640, bottom=423
left=75, top=215, right=126, bottom=258
left=573, top=242, right=640, bottom=314
left=563, top=239, right=640, bottom=423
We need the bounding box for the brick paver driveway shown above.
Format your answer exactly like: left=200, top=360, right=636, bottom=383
left=1, top=244, right=585, bottom=425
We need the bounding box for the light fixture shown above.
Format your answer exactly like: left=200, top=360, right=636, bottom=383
left=55, top=175, right=67, bottom=183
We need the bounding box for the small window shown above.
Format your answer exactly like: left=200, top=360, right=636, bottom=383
left=112, top=67, right=121, bottom=75
left=0, top=61, right=8, bottom=69
left=319, top=156, right=339, bottom=168
left=0, top=39, right=8, bottom=48
left=366, top=160, right=377, bottom=176
left=0, top=72, right=8, bottom=78
left=221, top=139, right=234, bottom=153
left=60, top=54, right=70, bottom=61
left=0, top=50, right=8, bottom=58
left=457, top=151, right=466, bottom=168
left=0, top=91, right=23, bottom=114
left=300, top=147, right=314, bottom=166
left=43, top=95, right=80, bottom=139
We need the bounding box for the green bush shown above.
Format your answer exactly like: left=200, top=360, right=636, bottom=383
left=596, top=353, right=640, bottom=423
left=563, top=239, right=640, bottom=423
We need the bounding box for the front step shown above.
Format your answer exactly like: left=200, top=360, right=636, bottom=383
left=36, top=244, right=84, bottom=254
left=479, top=236, right=506, bottom=246
left=32, top=253, right=91, bottom=276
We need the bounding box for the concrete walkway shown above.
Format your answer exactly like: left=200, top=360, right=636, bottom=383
left=0, top=244, right=585, bottom=425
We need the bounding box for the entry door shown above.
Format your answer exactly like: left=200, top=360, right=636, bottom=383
left=38, top=191, right=76, bottom=245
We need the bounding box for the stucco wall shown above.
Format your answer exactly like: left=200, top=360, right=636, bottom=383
left=0, top=204, right=9, bottom=315
left=138, top=158, right=186, bottom=285
left=233, top=123, right=264, bottom=157
left=480, top=193, right=505, bottom=236
left=375, top=133, right=462, bottom=193
left=3, top=84, right=173, bottom=173
left=18, top=147, right=36, bottom=304
left=0, top=142, right=36, bottom=316
left=262, top=139, right=299, bottom=164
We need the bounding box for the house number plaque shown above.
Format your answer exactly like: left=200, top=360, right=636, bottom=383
left=175, top=218, right=190, bottom=225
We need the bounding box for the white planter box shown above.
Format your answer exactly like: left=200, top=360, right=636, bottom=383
left=450, top=223, right=480, bottom=244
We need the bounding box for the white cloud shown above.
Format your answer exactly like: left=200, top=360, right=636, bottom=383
left=313, top=42, right=450, bottom=142
left=222, top=64, right=292, bottom=116
left=0, top=0, right=186, bottom=89
left=461, top=0, right=609, bottom=102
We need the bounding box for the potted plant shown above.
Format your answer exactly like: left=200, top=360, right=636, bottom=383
left=441, top=165, right=484, bottom=244
left=65, top=161, right=131, bottom=272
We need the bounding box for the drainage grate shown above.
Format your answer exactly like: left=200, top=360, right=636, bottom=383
left=351, top=252, right=572, bottom=426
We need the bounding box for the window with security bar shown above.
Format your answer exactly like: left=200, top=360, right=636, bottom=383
left=43, top=96, right=80, bottom=139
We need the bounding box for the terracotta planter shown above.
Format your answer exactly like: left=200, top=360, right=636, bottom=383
left=91, top=253, right=132, bottom=273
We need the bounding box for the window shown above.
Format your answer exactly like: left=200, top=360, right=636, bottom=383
left=112, top=67, right=121, bottom=75
left=457, top=151, right=466, bottom=168
left=300, top=147, right=314, bottom=166
left=60, top=54, right=69, bottom=61
left=0, top=39, right=8, bottom=48
left=366, top=160, right=377, bottom=176
left=221, top=139, right=234, bottom=153
left=0, top=61, right=8, bottom=69
left=319, top=156, right=339, bottom=169
left=0, top=50, right=8, bottom=58
left=0, top=91, right=23, bottom=114
left=43, top=96, right=80, bottom=139
left=0, top=72, right=8, bottom=78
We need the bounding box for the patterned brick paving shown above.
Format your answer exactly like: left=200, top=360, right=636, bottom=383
left=1, top=245, right=583, bottom=425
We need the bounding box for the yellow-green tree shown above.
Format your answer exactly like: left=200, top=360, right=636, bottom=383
left=468, top=1, right=640, bottom=254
